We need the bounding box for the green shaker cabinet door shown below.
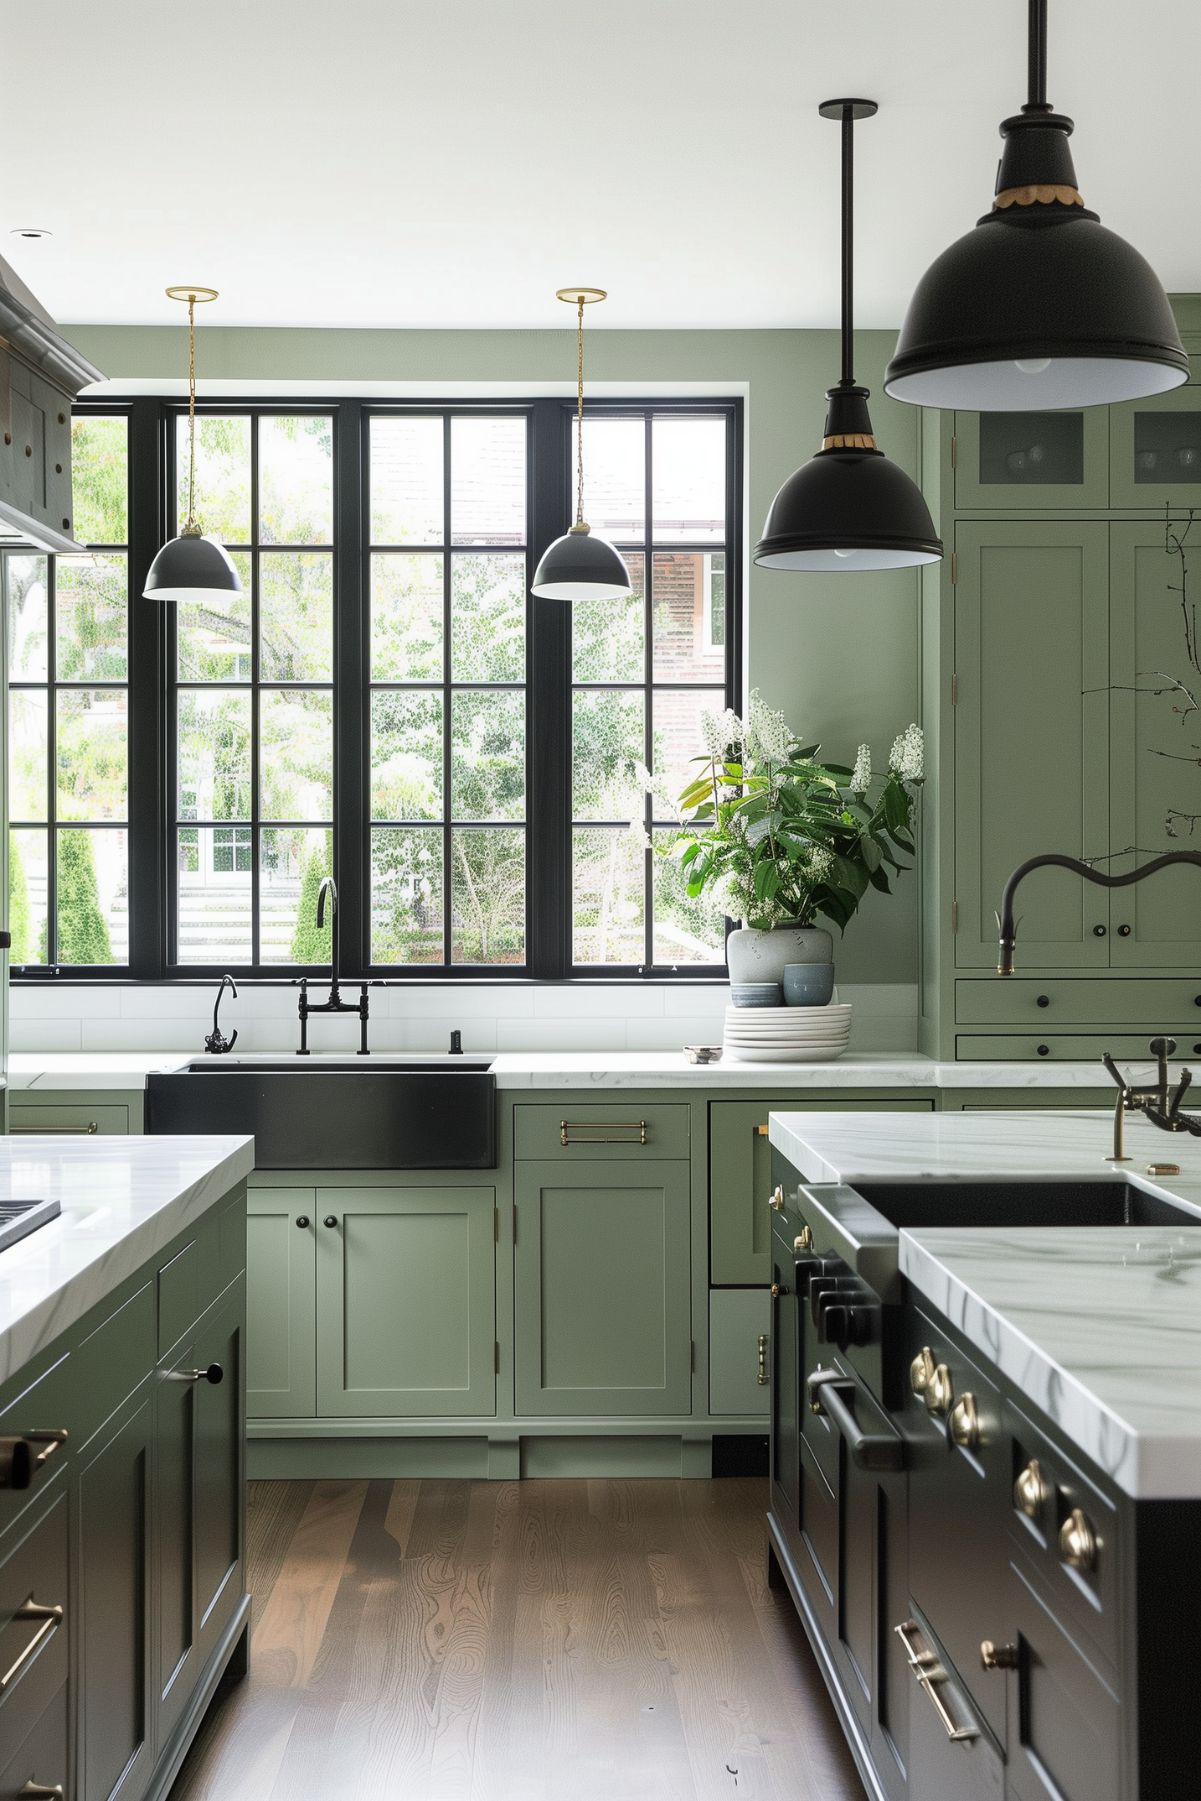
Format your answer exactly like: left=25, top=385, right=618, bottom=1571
left=316, top=1188, right=496, bottom=1418
left=1109, top=520, right=1201, bottom=967
left=77, top=1388, right=154, bottom=1801
left=1109, top=364, right=1201, bottom=509
left=246, top=1190, right=316, bottom=1418
left=954, top=407, right=1110, bottom=509
left=954, top=521, right=1111, bottom=968
left=515, top=1160, right=691, bottom=1417
left=193, top=1277, right=245, bottom=1665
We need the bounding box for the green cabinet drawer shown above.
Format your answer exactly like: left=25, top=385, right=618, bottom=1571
left=708, top=1289, right=769, bottom=1417
left=957, top=1033, right=1187, bottom=1062
left=8, top=1101, right=131, bottom=1137
left=0, top=1353, right=71, bottom=1543
left=246, top=1190, right=316, bottom=1418
left=515, top=1160, right=691, bottom=1417
left=0, top=1485, right=68, bottom=1753
left=957, top=977, right=1201, bottom=1026
left=514, top=1102, right=689, bottom=1161
left=0, top=1679, right=68, bottom=1801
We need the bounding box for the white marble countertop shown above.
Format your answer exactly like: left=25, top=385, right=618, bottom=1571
left=5, top=1048, right=1119, bottom=1092
left=0, top=1135, right=254, bottom=1383
left=769, top=1107, right=1201, bottom=1497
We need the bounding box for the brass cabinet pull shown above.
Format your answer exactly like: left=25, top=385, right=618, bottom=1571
left=770, top=1282, right=784, bottom=1300
left=1014, top=1458, right=1047, bottom=1517
left=909, top=1346, right=935, bottom=1396
left=949, top=1393, right=980, bottom=1449
left=925, top=1362, right=954, bottom=1416
left=559, top=1119, right=647, bottom=1146
left=1059, top=1506, right=1098, bottom=1571
left=0, top=1430, right=67, bottom=1492
left=769, top=1185, right=785, bottom=1211
left=893, top=1621, right=978, bottom=1743
left=980, top=1639, right=1019, bottom=1671
left=18, top=1784, right=65, bottom=1799
left=11, top=1122, right=98, bottom=1135
left=793, top=1225, right=813, bottom=1253
left=757, top=1334, right=769, bottom=1385
left=1, top=1598, right=64, bottom=1691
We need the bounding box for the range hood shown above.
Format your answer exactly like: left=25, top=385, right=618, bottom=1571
left=0, top=251, right=104, bottom=554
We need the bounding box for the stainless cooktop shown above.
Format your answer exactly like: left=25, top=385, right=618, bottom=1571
left=0, top=1197, right=61, bottom=1252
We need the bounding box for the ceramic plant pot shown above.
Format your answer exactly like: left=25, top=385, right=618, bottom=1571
left=725, top=924, right=834, bottom=986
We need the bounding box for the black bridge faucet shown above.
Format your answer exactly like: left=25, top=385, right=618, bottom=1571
left=296, top=875, right=372, bottom=1055
left=996, top=850, right=1201, bottom=975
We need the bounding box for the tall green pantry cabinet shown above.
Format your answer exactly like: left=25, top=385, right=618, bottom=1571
left=921, top=296, right=1201, bottom=1059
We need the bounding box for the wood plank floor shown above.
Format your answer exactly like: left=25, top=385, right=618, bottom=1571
left=171, top=1478, right=865, bottom=1801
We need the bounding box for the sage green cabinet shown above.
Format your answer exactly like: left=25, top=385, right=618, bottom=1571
left=954, top=407, right=1111, bottom=510
left=514, top=1160, right=691, bottom=1417
left=1109, top=365, right=1201, bottom=509
left=708, top=1289, right=769, bottom=1416
left=315, top=1187, right=496, bottom=1418
left=1109, top=519, right=1201, bottom=967
left=77, top=1386, right=154, bottom=1801
left=246, top=1190, right=316, bottom=1418
left=8, top=1100, right=137, bottom=1136
left=954, top=520, right=1112, bottom=968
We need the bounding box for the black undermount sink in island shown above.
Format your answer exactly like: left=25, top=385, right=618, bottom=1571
left=145, top=1058, right=497, bottom=1170
left=853, top=1178, right=1201, bottom=1231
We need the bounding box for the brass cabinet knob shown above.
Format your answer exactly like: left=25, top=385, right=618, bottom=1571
left=770, top=1282, right=784, bottom=1299
left=1013, top=1458, right=1047, bottom=1517
left=909, top=1346, right=935, bottom=1396
left=925, top=1362, right=954, bottom=1416
left=769, top=1185, right=785, bottom=1211
left=949, top=1393, right=979, bottom=1448
left=1059, top=1507, right=1098, bottom=1572
left=793, top=1225, right=813, bottom=1253
left=980, top=1639, right=1018, bottom=1671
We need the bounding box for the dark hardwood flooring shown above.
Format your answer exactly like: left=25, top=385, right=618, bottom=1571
left=171, top=1477, right=865, bottom=1801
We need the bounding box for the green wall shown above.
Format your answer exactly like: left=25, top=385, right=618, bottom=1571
left=66, top=321, right=923, bottom=983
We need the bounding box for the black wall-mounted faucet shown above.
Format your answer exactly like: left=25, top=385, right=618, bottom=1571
left=204, top=974, right=239, bottom=1054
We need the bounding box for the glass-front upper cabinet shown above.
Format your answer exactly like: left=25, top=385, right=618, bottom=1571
left=953, top=407, right=1111, bottom=508
left=1110, top=363, right=1201, bottom=508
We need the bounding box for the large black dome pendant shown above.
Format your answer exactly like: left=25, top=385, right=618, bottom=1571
left=754, top=100, right=942, bottom=574
left=885, top=0, right=1188, bottom=412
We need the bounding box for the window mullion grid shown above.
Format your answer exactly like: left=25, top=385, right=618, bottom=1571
left=46, top=555, right=58, bottom=966
left=442, top=416, right=453, bottom=966
left=249, top=419, right=262, bottom=966
left=642, top=411, right=654, bottom=975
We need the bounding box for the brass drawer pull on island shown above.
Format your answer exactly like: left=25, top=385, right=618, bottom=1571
left=559, top=1119, right=647, bottom=1147
left=909, top=1346, right=935, bottom=1396
left=1060, top=1506, right=1098, bottom=1571
left=10, top=1122, right=98, bottom=1135
left=793, top=1225, right=813, bottom=1252
left=894, top=1620, right=979, bottom=1743
left=0, top=1429, right=67, bottom=1492
left=769, top=1185, right=785, bottom=1212
left=18, top=1784, right=65, bottom=1799
left=925, top=1362, right=955, bottom=1416
left=949, top=1392, right=980, bottom=1449
left=980, top=1639, right=1019, bottom=1671
left=1, top=1598, right=65, bottom=1692
left=1014, top=1458, right=1048, bottom=1516
left=756, top=1334, right=769, bottom=1385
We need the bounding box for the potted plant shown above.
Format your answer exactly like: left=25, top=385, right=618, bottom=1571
left=641, top=692, right=924, bottom=985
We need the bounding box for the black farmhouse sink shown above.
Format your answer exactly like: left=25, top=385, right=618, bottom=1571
left=146, top=1059, right=497, bottom=1170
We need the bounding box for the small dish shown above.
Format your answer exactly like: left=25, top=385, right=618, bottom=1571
left=729, top=982, right=784, bottom=1008
left=683, top=1044, right=723, bottom=1064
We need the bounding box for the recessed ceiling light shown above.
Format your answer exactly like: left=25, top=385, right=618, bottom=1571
left=10, top=226, right=53, bottom=241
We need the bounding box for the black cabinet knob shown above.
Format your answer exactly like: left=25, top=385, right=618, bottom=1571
left=296, top=1215, right=310, bottom=1229
left=1036, top=1044, right=1050, bottom=1056
left=1092, top=924, right=1107, bottom=937
left=323, top=1215, right=338, bottom=1228
left=1194, top=995, right=1201, bottom=1008
left=1036, top=994, right=1050, bottom=1008
left=203, top=1362, right=224, bottom=1385
left=1117, top=924, right=1132, bottom=937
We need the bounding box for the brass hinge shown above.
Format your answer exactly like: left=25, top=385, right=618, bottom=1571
left=950, top=433, right=957, bottom=470
left=951, top=672, right=958, bottom=706
left=494, top=1342, right=500, bottom=1374
left=951, top=898, right=959, bottom=933
left=950, top=550, right=957, bottom=585
left=756, top=1123, right=768, bottom=1137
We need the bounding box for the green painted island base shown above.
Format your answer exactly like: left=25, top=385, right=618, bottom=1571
left=248, top=1418, right=766, bottom=1480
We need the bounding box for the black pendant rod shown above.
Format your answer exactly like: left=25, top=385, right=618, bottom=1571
left=1027, top=0, right=1048, bottom=108
left=840, top=103, right=854, bottom=386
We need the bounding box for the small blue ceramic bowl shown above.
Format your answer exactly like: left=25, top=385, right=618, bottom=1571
left=782, top=962, right=835, bottom=1007
left=729, top=982, right=784, bottom=1008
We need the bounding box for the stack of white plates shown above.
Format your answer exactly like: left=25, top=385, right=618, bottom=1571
left=723, top=1002, right=853, bottom=1062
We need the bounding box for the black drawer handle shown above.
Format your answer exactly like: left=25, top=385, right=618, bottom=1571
left=806, top=1370, right=904, bottom=1471
left=1036, top=994, right=1050, bottom=1008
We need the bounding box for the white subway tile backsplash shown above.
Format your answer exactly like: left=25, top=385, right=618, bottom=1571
left=496, top=1020, right=629, bottom=1053
left=531, top=985, right=664, bottom=1020
left=8, top=1019, right=84, bottom=1052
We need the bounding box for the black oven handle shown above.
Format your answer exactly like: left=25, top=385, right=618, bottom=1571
left=807, top=1370, right=905, bottom=1472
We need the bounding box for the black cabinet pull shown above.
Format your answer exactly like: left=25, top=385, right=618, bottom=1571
left=806, top=1370, right=904, bottom=1471
left=296, top=1215, right=310, bottom=1229
left=1036, top=994, right=1050, bottom=1008
left=323, top=1215, right=338, bottom=1228
left=1036, top=1044, right=1050, bottom=1056
left=1118, top=923, right=1131, bottom=937
left=1092, top=924, right=1107, bottom=937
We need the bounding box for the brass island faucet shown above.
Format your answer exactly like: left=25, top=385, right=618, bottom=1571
left=996, top=850, right=1201, bottom=1160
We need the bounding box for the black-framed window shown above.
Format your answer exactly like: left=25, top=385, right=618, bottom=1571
left=5, top=395, right=741, bottom=980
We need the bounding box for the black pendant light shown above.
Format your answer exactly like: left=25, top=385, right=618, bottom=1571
left=885, top=0, right=1188, bottom=411
left=754, top=101, right=942, bottom=573
left=144, top=286, right=244, bottom=602
left=531, top=288, right=631, bottom=601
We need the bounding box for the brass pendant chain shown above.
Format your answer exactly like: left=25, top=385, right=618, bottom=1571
left=574, top=295, right=586, bottom=529
left=185, top=293, right=198, bottom=534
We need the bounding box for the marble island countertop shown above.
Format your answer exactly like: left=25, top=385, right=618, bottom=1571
left=769, top=1107, right=1201, bottom=1498
left=6, top=1048, right=1120, bottom=1092
left=0, top=1135, right=254, bottom=1382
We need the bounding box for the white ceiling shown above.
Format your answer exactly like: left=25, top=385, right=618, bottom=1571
left=3, top=0, right=1198, bottom=331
